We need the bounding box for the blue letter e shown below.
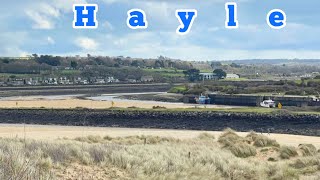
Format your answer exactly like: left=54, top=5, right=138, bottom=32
left=127, top=9, right=148, bottom=29
left=73, top=4, right=98, bottom=29
left=267, top=9, right=286, bottom=29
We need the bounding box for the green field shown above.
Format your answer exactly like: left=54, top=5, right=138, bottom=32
left=143, top=68, right=184, bottom=77
left=168, top=86, right=187, bottom=93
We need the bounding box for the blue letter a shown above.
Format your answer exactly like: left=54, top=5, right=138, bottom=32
left=73, top=4, right=98, bottom=29
left=127, top=9, right=148, bottom=29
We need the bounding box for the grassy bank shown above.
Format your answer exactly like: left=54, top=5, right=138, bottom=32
left=1, top=105, right=320, bottom=115
left=1, top=129, right=319, bottom=179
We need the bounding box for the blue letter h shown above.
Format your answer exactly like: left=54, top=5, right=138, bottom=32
left=74, top=5, right=98, bottom=28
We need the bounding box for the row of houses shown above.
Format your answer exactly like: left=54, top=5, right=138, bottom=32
left=2, top=77, right=119, bottom=86
left=0, top=75, right=155, bottom=86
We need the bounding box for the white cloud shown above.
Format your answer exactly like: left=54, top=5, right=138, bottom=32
left=75, top=29, right=320, bottom=61
left=25, top=3, right=61, bottom=29
left=25, top=10, right=54, bottom=29
left=75, top=37, right=99, bottom=50
left=47, top=36, right=55, bottom=45
left=38, top=3, right=60, bottom=18
left=51, top=0, right=88, bottom=13
left=25, top=1, right=88, bottom=29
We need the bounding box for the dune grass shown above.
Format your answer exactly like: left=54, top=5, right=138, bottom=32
left=0, top=129, right=319, bottom=179
left=280, top=146, right=299, bottom=159
left=298, top=144, right=318, bottom=156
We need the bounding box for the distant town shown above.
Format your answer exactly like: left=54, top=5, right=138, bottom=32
left=0, top=55, right=320, bottom=87
left=0, top=55, right=320, bottom=103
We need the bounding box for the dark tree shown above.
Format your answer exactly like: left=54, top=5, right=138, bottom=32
left=211, top=61, right=222, bottom=68
left=131, top=60, right=140, bottom=67
left=2, top=59, right=10, bottom=64
left=35, top=55, right=61, bottom=66
left=70, top=61, right=78, bottom=69
left=230, top=63, right=241, bottom=68
left=213, top=69, right=227, bottom=79
left=183, top=69, right=200, bottom=82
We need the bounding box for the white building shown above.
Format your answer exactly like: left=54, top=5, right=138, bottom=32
left=226, top=74, right=240, bottom=79
left=95, top=78, right=106, bottom=84
left=140, top=76, right=154, bottom=82
left=199, top=73, right=219, bottom=80
left=27, top=78, right=40, bottom=86
left=44, top=78, right=58, bottom=85
left=59, top=77, right=72, bottom=85
left=106, top=77, right=119, bottom=83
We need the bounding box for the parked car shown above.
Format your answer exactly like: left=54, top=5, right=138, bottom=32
left=260, top=100, right=276, bottom=108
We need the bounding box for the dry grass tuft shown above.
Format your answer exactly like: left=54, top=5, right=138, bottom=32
left=246, top=131, right=260, bottom=142
left=280, top=145, right=298, bottom=159
left=246, top=131, right=280, bottom=147
left=228, top=142, right=257, bottom=158
left=290, top=155, right=320, bottom=176
left=218, top=129, right=256, bottom=158
left=218, top=128, right=244, bottom=147
left=290, top=155, right=320, bottom=169
left=298, top=144, right=318, bottom=156
left=197, top=133, right=215, bottom=140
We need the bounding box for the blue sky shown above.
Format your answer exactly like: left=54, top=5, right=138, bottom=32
left=1, top=0, right=320, bottom=60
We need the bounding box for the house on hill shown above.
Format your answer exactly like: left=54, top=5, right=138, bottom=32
left=199, top=73, right=219, bottom=80
left=226, top=74, right=240, bottom=79
left=140, top=76, right=154, bottom=82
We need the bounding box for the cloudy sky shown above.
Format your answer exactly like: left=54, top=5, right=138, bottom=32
left=1, top=0, right=320, bottom=60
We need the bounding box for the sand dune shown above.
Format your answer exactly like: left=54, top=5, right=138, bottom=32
left=0, top=124, right=319, bottom=148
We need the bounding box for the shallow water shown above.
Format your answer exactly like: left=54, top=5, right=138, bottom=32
left=85, top=92, right=187, bottom=105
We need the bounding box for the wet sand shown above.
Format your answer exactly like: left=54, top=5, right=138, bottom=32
left=0, top=124, right=319, bottom=148
left=0, top=94, right=236, bottom=109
